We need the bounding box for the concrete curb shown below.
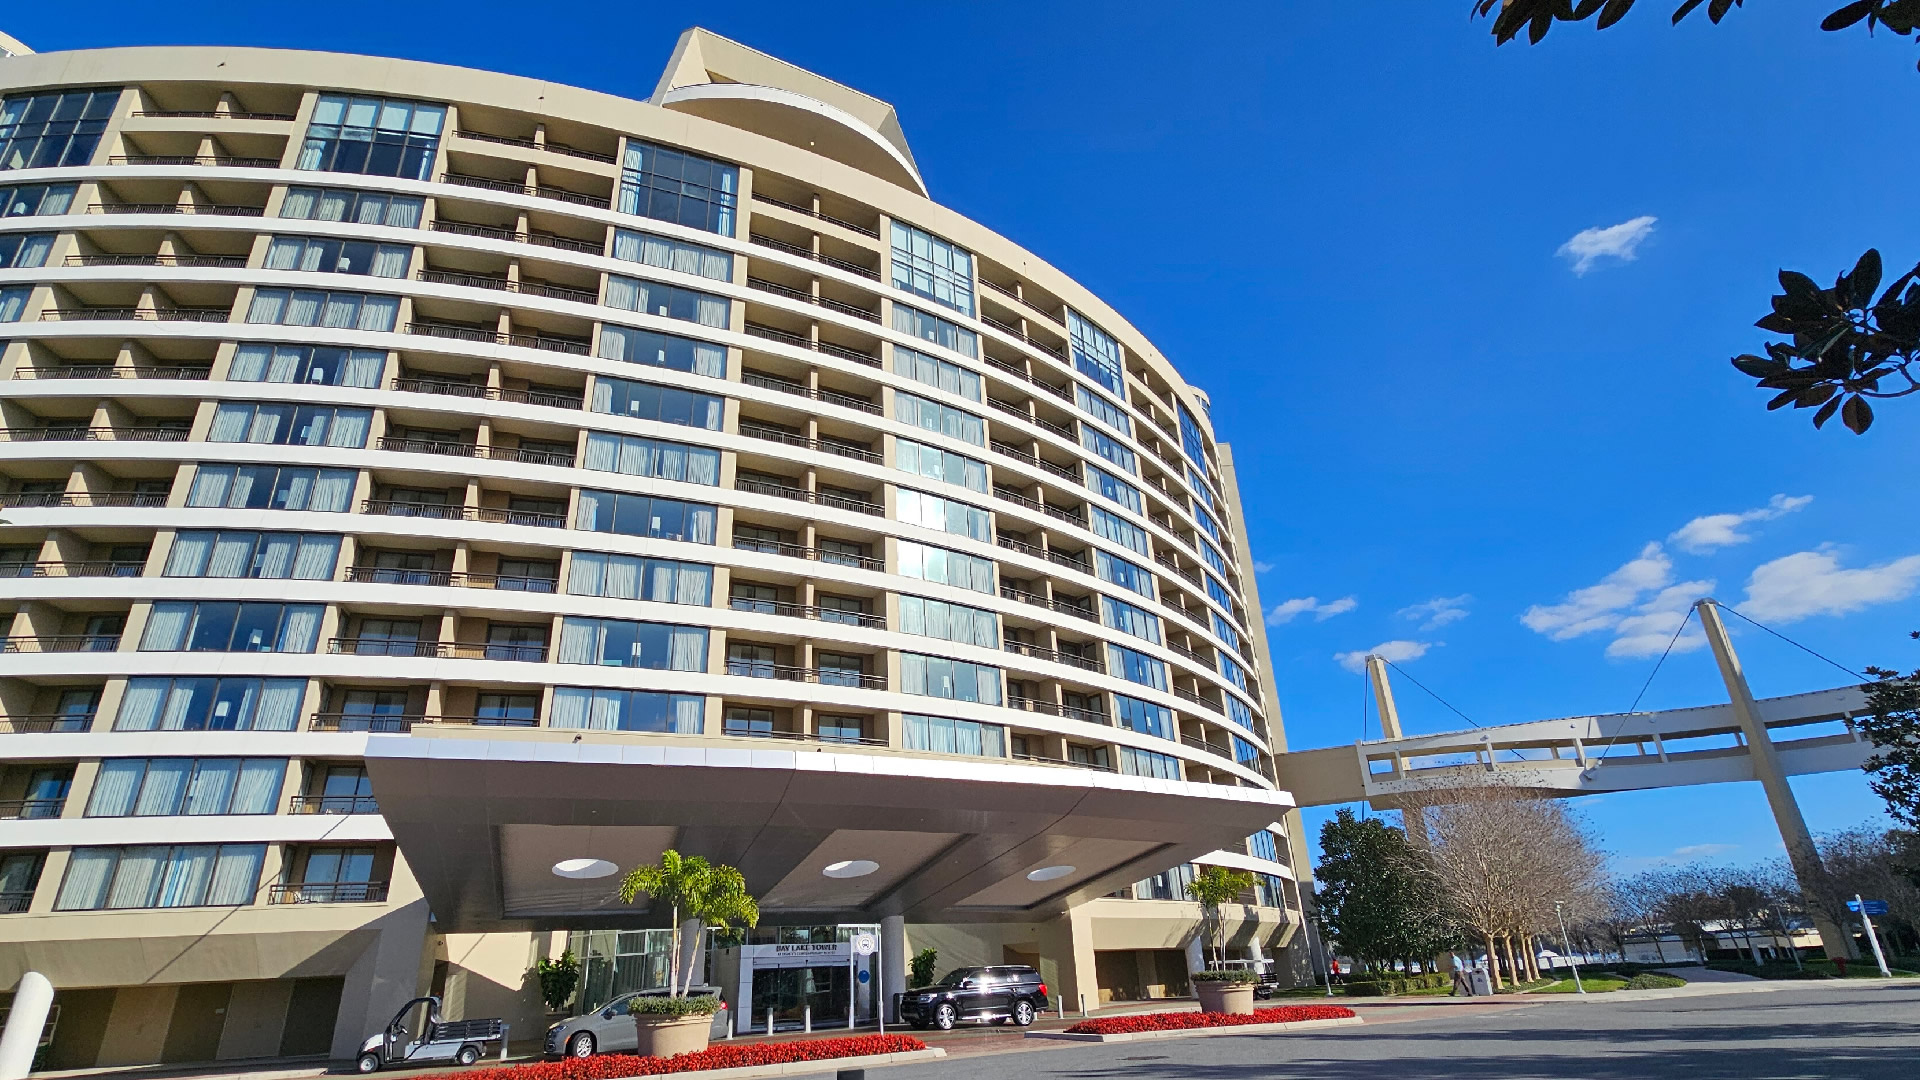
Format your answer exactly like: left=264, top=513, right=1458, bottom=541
left=1556, top=982, right=1784, bottom=1002
left=1022, top=1015, right=1363, bottom=1043
left=602, top=1047, right=946, bottom=1079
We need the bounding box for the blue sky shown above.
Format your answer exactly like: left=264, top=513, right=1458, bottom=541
left=11, top=2, right=1916, bottom=871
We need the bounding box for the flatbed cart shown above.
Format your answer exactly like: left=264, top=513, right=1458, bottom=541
left=356, top=996, right=504, bottom=1072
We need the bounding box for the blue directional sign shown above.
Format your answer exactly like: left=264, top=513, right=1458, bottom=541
left=857, top=969, right=871, bottom=984
left=1847, top=899, right=1889, bottom=916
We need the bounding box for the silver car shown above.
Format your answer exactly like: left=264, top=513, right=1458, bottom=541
left=543, top=986, right=730, bottom=1058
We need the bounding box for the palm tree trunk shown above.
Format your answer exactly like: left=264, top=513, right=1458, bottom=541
left=668, top=904, right=682, bottom=999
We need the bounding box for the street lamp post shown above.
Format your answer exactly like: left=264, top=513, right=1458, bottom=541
left=1302, top=901, right=1334, bottom=998
left=1554, top=901, right=1585, bottom=995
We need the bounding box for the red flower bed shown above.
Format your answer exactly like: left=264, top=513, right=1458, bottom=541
left=1066, top=1004, right=1356, bottom=1035
left=437, top=1034, right=928, bottom=1080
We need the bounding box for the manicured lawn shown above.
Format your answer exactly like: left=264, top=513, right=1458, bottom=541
left=1537, top=976, right=1629, bottom=994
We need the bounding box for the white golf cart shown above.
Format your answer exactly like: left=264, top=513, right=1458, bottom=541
left=356, top=996, right=504, bottom=1072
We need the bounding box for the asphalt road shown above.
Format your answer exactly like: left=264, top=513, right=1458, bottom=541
left=815, top=982, right=1920, bottom=1080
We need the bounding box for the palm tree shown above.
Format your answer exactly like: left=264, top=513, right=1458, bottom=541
left=620, top=849, right=761, bottom=998
left=1186, top=866, right=1256, bottom=968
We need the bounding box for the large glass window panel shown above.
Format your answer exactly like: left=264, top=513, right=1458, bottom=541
left=896, top=540, right=994, bottom=594
left=1080, top=427, right=1137, bottom=475
left=891, top=346, right=981, bottom=403
left=903, top=714, right=1005, bottom=758
left=598, top=324, right=727, bottom=378
left=0, top=89, right=118, bottom=170
left=1220, top=656, right=1251, bottom=692
left=582, top=432, right=720, bottom=485
left=894, top=488, right=992, bottom=542
left=1107, top=644, right=1169, bottom=692
left=619, top=141, right=738, bottom=235
left=0, top=182, right=78, bottom=217
left=893, top=391, right=984, bottom=446
left=279, top=186, right=424, bottom=228
left=1074, top=385, right=1129, bottom=436
left=898, top=596, right=997, bottom=648
left=0, top=285, right=30, bottom=323
left=164, top=531, right=339, bottom=580
left=1211, top=610, right=1241, bottom=652
left=899, top=653, right=1002, bottom=705
left=1115, top=695, right=1174, bottom=741
left=1101, top=596, right=1162, bottom=643
left=187, top=465, right=357, bottom=512
left=566, top=551, right=712, bottom=605
left=894, top=439, right=986, bottom=493
left=229, top=343, right=387, bottom=388
left=265, top=235, right=412, bottom=278
left=892, top=304, right=976, bottom=359
left=573, top=490, right=717, bottom=544
left=1226, top=695, right=1257, bottom=734
left=611, top=228, right=732, bottom=280
left=1066, top=310, right=1123, bottom=394
left=0, top=232, right=52, bottom=269
left=1094, top=550, right=1155, bottom=599
left=604, top=275, right=729, bottom=329
left=244, top=288, right=399, bottom=332
left=557, top=617, right=707, bottom=670
left=890, top=221, right=973, bottom=316
left=589, top=376, right=724, bottom=429
left=1090, top=508, right=1149, bottom=556
left=1118, top=746, right=1181, bottom=781
left=550, top=687, right=704, bottom=733
left=298, top=94, right=445, bottom=180
left=1178, top=402, right=1210, bottom=477
left=1205, top=574, right=1236, bottom=614
left=1086, top=466, right=1144, bottom=514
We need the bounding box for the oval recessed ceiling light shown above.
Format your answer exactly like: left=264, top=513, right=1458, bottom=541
left=1026, top=865, right=1075, bottom=882
left=552, top=858, right=619, bottom=880
left=823, top=859, right=879, bottom=879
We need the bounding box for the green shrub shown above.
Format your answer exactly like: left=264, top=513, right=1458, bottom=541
left=1340, top=980, right=1386, bottom=996
left=627, top=995, right=722, bottom=1017
left=1192, top=968, right=1259, bottom=985
left=1623, top=973, right=1687, bottom=990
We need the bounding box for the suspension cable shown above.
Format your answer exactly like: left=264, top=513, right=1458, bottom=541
left=1718, top=605, right=1869, bottom=682
left=1595, top=605, right=1695, bottom=763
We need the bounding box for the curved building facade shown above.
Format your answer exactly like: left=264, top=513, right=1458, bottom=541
left=0, top=29, right=1307, bottom=1065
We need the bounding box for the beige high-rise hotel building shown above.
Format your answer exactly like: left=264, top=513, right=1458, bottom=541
left=0, top=27, right=1310, bottom=1067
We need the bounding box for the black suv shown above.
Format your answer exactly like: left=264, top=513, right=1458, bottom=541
left=899, top=966, right=1047, bottom=1030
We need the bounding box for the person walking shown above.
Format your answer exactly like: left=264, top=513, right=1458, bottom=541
left=1450, top=955, right=1470, bottom=997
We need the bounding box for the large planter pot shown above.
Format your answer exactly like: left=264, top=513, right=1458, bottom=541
left=632, top=1012, right=712, bottom=1058
left=1193, top=980, right=1256, bottom=1015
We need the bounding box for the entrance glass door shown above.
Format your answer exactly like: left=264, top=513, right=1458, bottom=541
left=749, top=966, right=850, bottom=1032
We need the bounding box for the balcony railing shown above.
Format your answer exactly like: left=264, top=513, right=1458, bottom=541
left=1180, top=733, right=1234, bottom=761
left=377, top=436, right=479, bottom=458
left=730, top=535, right=883, bottom=573
left=978, top=276, right=1063, bottom=326
left=742, top=323, right=880, bottom=368
left=738, top=423, right=879, bottom=464
left=360, top=500, right=567, bottom=528
left=749, top=192, right=880, bottom=238
left=1173, top=686, right=1223, bottom=714
left=39, top=306, right=229, bottom=323
left=308, top=713, right=417, bottom=733
left=723, top=660, right=886, bottom=690
left=998, top=586, right=1098, bottom=623
left=740, top=371, right=881, bottom=414
left=0, top=714, right=94, bottom=734
left=129, top=108, right=298, bottom=121
left=430, top=218, right=605, bottom=254
left=11, top=364, right=210, bottom=381
left=0, top=426, right=188, bottom=442
left=269, top=881, right=390, bottom=904
left=747, top=232, right=879, bottom=279
left=110, top=153, right=280, bottom=168
left=453, top=128, right=618, bottom=164
left=0, top=798, right=65, bottom=819
left=406, top=321, right=591, bottom=355
left=64, top=253, right=249, bottom=268
left=389, top=377, right=582, bottom=411
left=728, top=596, right=886, bottom=630
left=0, top=492, right=168, bottom=509
left=746, top=277, right=880, bottom=323
left=327, top=638, right=549, bottom=662
left=721, top=726, right=889, bottom=747
left=1013, top=750, right=1115, bottom=771
left=416, top=268, right=598, bottom=305
left=344, top=566, right=558, bottom=593
left=0, top=560, right=145, bottom=578
left=0, top=635, right=121, bottom=653
left=289, top=794, right=380, bottom=815
left=734, top=477, right=883, bottom=516
left=440, top=172, right=607, bottom=208
left=1001, top=639, right=1105, bottom=673
left=980, top=313, right=1068, bottom=361
left=89, top=201, right=265, bottom=216
left=0, top=892, right=32, bottom=914
left=1156, top=554, right=1203, bottom=587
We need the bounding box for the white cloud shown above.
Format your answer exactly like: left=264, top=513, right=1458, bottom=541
left=1606, top=581, right=1713, bottom=659
left=1520, top=543, right=1674, bottom=640
left=1669, top=494, right=1813, bottom=553
left=1615, top=842, right=1739, bottom=872
left=1739, top=548, right=1920, bottom=624
left=1671, top=843, right=1738, bottom=859
left=1334, top=639, right=1434, bottom=674
left=1558, top=215, right=1657, bottom=275
left=1253, top=561, right=1275, bottom=574
left=1398, top=594, right=1472, bottom=630
left=1266, top=595, right=1357, bottom=626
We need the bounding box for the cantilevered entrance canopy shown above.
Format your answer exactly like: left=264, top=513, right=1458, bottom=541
left=364, top=729, right=1293, bottom=932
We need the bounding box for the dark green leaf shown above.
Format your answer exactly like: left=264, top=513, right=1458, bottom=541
left=1767, top=389, right=1800, bottom=411
left=1812, top=396, right=1843, bottom=428
left=1795, top=383, right=1839, bottom=408
left=1599, top=0, right=1639, bottom=27
left=1848, top=249, right=1884, bottom=307
left=1822, top=0, right=1878, bottom=30
left=1731, top=354, right=1782, bottom=378
left=1778, top=270, right=1822, bottom=300
left=1707, top=0, right=1736, bottom=21
left=1672, top=0, right=1709, bottom=21
left=1843, top=395, right=1875, bottom=434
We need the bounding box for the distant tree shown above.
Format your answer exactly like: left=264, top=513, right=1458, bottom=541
left=1314, top=809, right=1457, bottom=974
left=1818, top=824, right=1920, bottom=953
left=1862, top=635, right=1920, bottom=825
left=1467, top=1, right=1920, bottom=434
left=908, top=948, right=939, bottom=989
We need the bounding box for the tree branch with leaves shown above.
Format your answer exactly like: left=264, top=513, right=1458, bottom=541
left=619, top=849, right=760, bottom=999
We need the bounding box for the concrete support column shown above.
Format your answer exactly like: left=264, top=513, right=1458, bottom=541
left=1695, top=599, right=1857, bottom=959
left=330, top=899, right=433, bottom=1059
left=1037, top=907, right=1097, bottom=1010
left=880, top=915, right=906, bottom=1022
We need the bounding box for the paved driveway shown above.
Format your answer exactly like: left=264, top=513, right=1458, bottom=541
left=829, top=980, right=1920, bottom=1080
